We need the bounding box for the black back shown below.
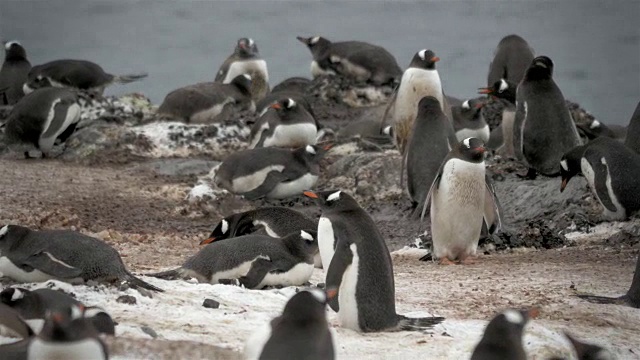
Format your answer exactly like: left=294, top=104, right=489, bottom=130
left=487, top=34, right=535, bottom=86
left=471, top=309, right=530, bottom=360
left=624, top=101, right=640, bottom=154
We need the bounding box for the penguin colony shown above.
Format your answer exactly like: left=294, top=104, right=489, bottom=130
left=0, top=31, right=637, bottom=359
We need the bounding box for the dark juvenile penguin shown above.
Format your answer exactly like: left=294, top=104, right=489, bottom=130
left=244, top=288, right=336, bottom=360
left=3, top=87, right=81, bottom=158
left=249, top=98, right=317, bottom=149
left=24, top=59, right=146, bottom=95
left=0, top=225, right=162, bottom=292
left=471, top=308, right=537, bottom=360
left=0, top=41, right=31, bottom=105
left=487, top=34, right=535, bottom=86
left=149, top=231, right=318, bottom=289
left=0, top=287, right=115, bottom=335
left=563, top=332, right=617, bottom=360
left=0, top=303, right=33, bottom=339
left=452, top=98, right=489, bottom=143
left=514, top=56, right=581, bottom=178
left=215, top=37, right=269, bottom=100
left=624, top=101, right=640, bottom=154
left=296, top=36, right=401, bottom=85
left=214, top=144, right=331, bottom=200
left=479, top=79, right=517, bottom=156
left=420, top=138, right=502, bottom=264
left=157, top=74, right=254, bottom=123
left=560, top=137, right=640, bottom=220
left=304, top=190, right=445, bottom=332
left=406, top=96, right=457, bottom=211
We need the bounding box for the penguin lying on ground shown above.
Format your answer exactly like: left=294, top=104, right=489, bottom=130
left=471, top=308, right=538, bottom=360
left=576, top=254, right=639, bottom=309
left=244, top=288, right=337, bottom=360
left=24, top=59, right=146, bottom=95
left=3, top=87, right=81, bottom=158
left=452, top=99, right=489, bottom=143
left=149, top=231, right=318, bottom=289
left=0, top=225, right=162, bottom=292
left=304, top=190, right=445, bottom=332
left=576, top=119, right=626, bottom=142
left=214, top=144, right=331, bottom=200
left=624, top=101, right=640, bottom=154
left=560, top=137, right=640, bottom=220
left=479, top=79, right=517, bottom=157
left=0, top=41, right=31, bottom=105
left=215, top=37, right=269, bottom=100
left=487, top=34, right=535, bottom=87
left=249, top=98, right=318, bottom=149
left=420, top=138, right=502, bottom=264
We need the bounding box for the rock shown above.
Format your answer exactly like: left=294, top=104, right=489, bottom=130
left=116, top=295, right=137, bottom=305
left=141, top=325, right=159, bottom=339
left=202, top=298, right=220, bottom=309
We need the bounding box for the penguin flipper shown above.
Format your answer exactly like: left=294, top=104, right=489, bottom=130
left=419, top=165, right=444, bottom=221
left=325, top=239, right=354, bottom=312
left=0, top=303, right=34, bottom=339
left=240, top=171, right=289, bottom=201
left=22, top=252, right=83, bottom=279
left=483, top=174, right=503, bottom=234
left=237, top=257, right=275, bottom=289
left=215, top=57, right=233, bottom=82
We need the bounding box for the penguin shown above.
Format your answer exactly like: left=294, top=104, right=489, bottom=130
left=0, top=303, right=33, bottom=339
left=576, top=119, right=626, bottom=141
left=270, top=77, right=311, bottom=94
left=559, top=137, right=640, bottom=220
left=487, top=34, right=535, bottom=86
left=249, top=98, right=318, bottom=149
left=214, top=144, right=331, bottom=200
left=452, top=98, right=490, bottom=143
left=215, top=37, right=269, bottom=100
left=479, top=79, right=517, bottom=156
left=406, top=96, right=457, bottom=211
left=255, top=92, right=315, bottom=119
left=0, top=41, right=31, bottom=105
left=0, top=303, right=109, bottom=360
left=296, top=36, right=401, bottom=85
left=470, top=308, right=537, bottom=360
left=420, top=138, right=502, bottom=264
left=157, top=74, right=254, bottom=123
left=576, top=255, right=639, bottom=309
left=624, top=101, right=640, bottom=154
left=149, top=231, right=318, bottom=289
left=24, top=59, right=147, bottom=95
left=303, top=190, right=445, bottom=332
left=244, top=288, right=337, bottom=360
left=514, top=56, right=582, bottom=178
left=3, top=87, right=81, bottom=158
left=386, top=49, right=452, bottom=155
left=563, top=332, right=617, bottom=360
left=0, top=224, right=163, bottom=292
left=0, top=287, right=115, bottom=335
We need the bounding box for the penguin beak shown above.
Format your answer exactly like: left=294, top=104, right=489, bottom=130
left=478, top=87, right=493, bottom=95
left=474, top=147, right=486, bottom=154
left=475, top=102, right=485, bottom=109
left=303, top=191, right=318, bottom=199
left=321, top=143, right=334, bottom=151
left=296, top=36, right=309, bottom=44
left=431, top=56, right=440, bottom=63
left=560, top=177, right=568, bottom=192
left=200, top=237, right=216, bottom=245
left=270, top=103, right=282, bottom=110
left=51, top=312, right=64, bottom=324
left=325, top=287, right=338, bottom=300
left=526, top=307, right=540, bottom=319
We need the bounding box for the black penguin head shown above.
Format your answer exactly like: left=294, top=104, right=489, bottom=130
left=560, top=144, right=587, bottom=192
left=452, top=99, right=485, bottom=123
left=303, top=189, right=360, bottom=211
left=478, top=78, right=517, bottom=103
left=410, top=49, right=439, bottom=70
left=525, top=56, right=554, bottom=81
left=418, top=96, right=442, bottom=113
left=457, top=137, right=487, bottom=163
left=40, top=303, right=97, bottom=342
left=201, top=212, right=254, bottom=245
left=281, top=288, right=337, bottom=323
left=296, top=36, right=330, bottom=55
left=294, top=143, right=332, bottom=163
left=480, top=308, right=537, bottom=345
left=230, top=73, right=253, bottom=94
left=0, top=287, right=29, bottom=305
left=0, top=225, right=29, bottom=251
left=564, top=332, right=616, bottom=360
left=3, top=41, right=27, bottom=61
left=25, top=71, right=53, bottom=93
left=235, top=38, right=259, bottom=58
left=269, top=98, right=298, bottom=115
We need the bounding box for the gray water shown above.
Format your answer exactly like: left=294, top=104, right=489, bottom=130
left=1, top=0, right=638, bottom=124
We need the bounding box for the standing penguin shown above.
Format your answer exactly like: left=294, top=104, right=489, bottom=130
left=249, top=98, right=318, bottom=149
left=470, top=308, right=537, bottom=360
left=244, top=288, right=336, bottom=360
left=487, top=34, right=535, bottom=86
left=560, top=137, right=640, bottom=220
left=214, top=144, right=331, bottom=200
left=0, top=41, right=31, bottom=105
left=215, top=37, right=269, bottom=100
left=479, top=79, right=517, bottom=156
left=406, top=96, right=457, bottom=211
left=386, top=49, right=452, bottom=155
left=452, top=99, right=490, bottom=143
left=420, top=138, right=502, bottom=264
left=3, top=87, right=81, bottom=158
left=624, top=101, right=640, bottom=154
left=296, top=36, right=401, bottom=85
left=304, top=190, right=445, bottom=332
left=514, top=56, right=581, bottom=178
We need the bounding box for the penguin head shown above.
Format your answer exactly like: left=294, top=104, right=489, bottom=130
left=269, top=98, right=297, bottom=114
left=201, top=211, right=259, bottom=245
left=24, top=72, right=53, bottom=93
left=458, top=138, right=487, bottom=163
left=564, top=332, right=615, bottom=360
left=303, top=190, right=360, bottom=211
left=525, top=56, right=554, bottom=81
left=0, top=287, right=28, bottom=304
left=3, top=40, right=27, bottom=61
left=281, top=288, right=337, bottom=322
left=230, top=73, right=253, bottom=94
left=294, top=143, right=332, bottom=162
left=0, top=225, right=29, bottom=252
left=560, top=144, right=587, bottom=192
left=40, top=303, right=96, bottom=341
left=411, top=49, right=439, bottom=70
left=478, top=79, right=516, bottom=103
left=480, top=308, right=537, bottom=344
left=235, top=37, right=259, bottom=58
left=418, top=96, right=442, bottom=113
left=452, top=99, right=485, bottom=123
left=296, top=36, right=330, bottom=54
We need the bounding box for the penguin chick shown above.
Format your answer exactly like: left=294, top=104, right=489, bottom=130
left=487, top=34, right=535, bottom=86
left=471, top=308, right=538, bottom=360
left=249, top=98, right=318, bottom=149
left=452, top=98, right=489, bottom=143
left=0, top=40, right=31, bottom=105
left=215, top=37, right=269, bottom=100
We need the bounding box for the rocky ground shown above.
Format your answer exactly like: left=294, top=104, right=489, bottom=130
left=0, top=78, right=638, bottom=359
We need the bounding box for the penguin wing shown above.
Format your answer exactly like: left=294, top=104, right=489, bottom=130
left=21, top=251, right=83, bottom=279
left=587, top=154, right=617, bottom=212
left=0, top=303, right=33, bottom=339
left=419, top=159, right=447, bottom=221
left=325, top=238, right=354, bottom=313
left=237, top=256, right=275, bottom=289
left=215, top=56, right=234, bottom=82
left=239, top=171, right=289, bottom=200
left=483, top=174, right=503, bottom=234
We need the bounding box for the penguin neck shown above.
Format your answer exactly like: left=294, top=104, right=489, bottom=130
left=524, top=68, right=552, bottom=82
left=282, top=237, right=314, bottom=261
left=5, top=52, right=27, bottom=62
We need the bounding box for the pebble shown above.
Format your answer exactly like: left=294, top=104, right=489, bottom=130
left=141, top=325, right=159, bottom=339
left=117, top=295, right=137, bottom=305
left=202, top=299, right=220, bottom=309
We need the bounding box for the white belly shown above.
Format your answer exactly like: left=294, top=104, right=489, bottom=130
left=223, top=59, right=269, bottom=83
left=262, top=123, right=317, bottom=148
left=310, top=60, right=335, bottom=78
left=28, top=338, right=105, bottom=360
left=244, top=322, right=272, bottom=360
left=209, top=256, right=268, bottom=284
left=581, top=157, right=626, bottom=220
left=393, top=68, right=444, bottom=122
left=267, top=173, right=318, bottom=199
left=258, top=262, right=314, bottom=288
left=190, top=97, right=234, bottom=123
left=39, top=102, right=81, bottom=153
left=0, top=256, right=54, bottom=283
left=317, top=217, right=336, bottom=268
left=230, top=165, right=285, bottom=193
left=338, top=243, right=360, bottom=332
left=455, top=125, right=490, bottom=143
left=26, top=319, right=45, bottom=334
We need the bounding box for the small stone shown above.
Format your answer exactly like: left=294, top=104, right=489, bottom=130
left=316, top=283, right=326, bottom=289
left=116, top=295, right=137, bottom=305
left=137, top=288, right=153, bottom=299
left=141, top=326, right=158, bottom=339
left=118, top=283, right=130, bottom=292
left=202, top=299, right=220, bottom=309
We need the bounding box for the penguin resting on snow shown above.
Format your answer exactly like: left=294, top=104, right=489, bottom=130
left=471, top=308, right=537, bottom=360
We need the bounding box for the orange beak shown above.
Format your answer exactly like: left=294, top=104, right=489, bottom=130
left=200, top=237, right=216, bottom=245
left=322, top=143, right=334, bottom=151
left=303, top=191, right=318, bottom=199
left=326, top=287, right=338, bottom=300
left=270, top=103, right=282, bottom=110
left=528, top=307, right=540, bottom=319
left=560, top=178, right=568, bottom=192
left=431, top=56, right=440, bottom=63
left=52, top=313, right=63, bottom=324
left=475, top=102, right=485, bottom=109
left=478, top=87, right=493, bottom=95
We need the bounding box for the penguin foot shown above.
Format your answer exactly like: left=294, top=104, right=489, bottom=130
left=438, top=258, right=456, bottom=265
left=218, top=278, right=241, bottom=287
left=459, top=257, right=477, bottom=265
left=516, top=168, right=537, bottom=180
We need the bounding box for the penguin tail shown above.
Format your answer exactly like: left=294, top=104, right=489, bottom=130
left=145, top=268, right=182, bottom=280
left=125, top=272, right=164, bottom=292
left=576, top=294, right=622, bottom=305
left=396, top=314, right=445, bottom=332
left=114, top=72, right=149, bottom=84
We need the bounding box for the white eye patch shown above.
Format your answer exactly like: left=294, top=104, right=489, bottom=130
left=418, top=49, right=427, bottom=60
left=310, top=36, right=320, bottom=44
left=560, top=159, right=568, bottom=171
left=248, top=38, right=254, bottom=47
left=0, top=225, right=8, bottom=237
left=462, top=100, right=470, bottom=110
left=242, top=74, right=251, bottom=81
left=221, top=219, right=229, bottom=234
left=499, top=79, right=508, bottom=92
left=300, top=230, right=314, bottom=242
left=327, top=191, right=341, bottom=201
left=463, top=138, right=472, bottom=148
left=308, top=288, right=326, bottom=303
left=305, top=145, right=316, bottom=154
left=503, top=309, right=524, bottom=324
left=11, top=288, right=24, bottom=301
left=5, top=41, right=20, bottom=50
left=590, top=120, right=601, bottom=129
left=286, top=98, right=296, bottom=108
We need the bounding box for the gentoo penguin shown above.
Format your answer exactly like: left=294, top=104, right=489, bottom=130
left=420, top=138, right=502, bottom=264
left=3, top=87, right=81, bottom=158
left=1, top=287, right=115, bottom=335
left=576, top=119, right=626, bottom=141
left=214, top=144, right=331, bottom=200
left=249, top=98, right=318, bottom=149
left=386, top=49, right=452, bottom=155
left=487, top=34, right=535, bottom=86
left=149, top=231, right=318, bottom=289
left=0, top=303, right=33, bottom=339
left=304, top=190, right=445, bottom=332
left=452, top=98, right=490, bottom=143
left=24, top=59, right=147, bottom=95
left=255, top=91, right=315, bottom=119
left=0, top=41, right=31, bottom=105
left=244, top=288, right=336, bottom=360
left=406, top=96, right=457, bottom=211
left=563, top=332, right=617, bottom=360
left=624, top=101, right=640, bottom=154
left=215, top=38, right=269, bottom=100
left=514, top=56, right=581, bottom=178
left=157, top=74, right=254, bottom=123
left=479, top=79, right=517, bottom=156
left=560, top=137, right=640, bottom=220
left=0, top=303, right=109, bottom=360
left=0, top=224, right=162, bottom=292
left=296, top=36, right=401, bottom=85
left=470, top=308, right=537, bottom=360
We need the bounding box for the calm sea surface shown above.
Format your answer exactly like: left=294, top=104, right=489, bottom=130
left=1, top=0, right=638, bottom=124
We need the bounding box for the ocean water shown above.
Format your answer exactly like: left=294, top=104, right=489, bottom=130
left=1, top=0, right=638, bottom=124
